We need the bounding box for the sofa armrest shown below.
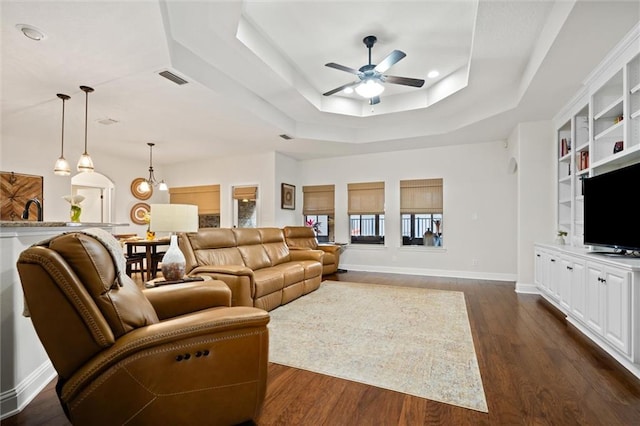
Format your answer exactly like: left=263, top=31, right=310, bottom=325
left=143, top=281, right=232, bottom=320
left=289, top=249, right=324, bottom=263
left=317, top=244, right=341, bottom=254
left=189, top=265, right=255, bottom=307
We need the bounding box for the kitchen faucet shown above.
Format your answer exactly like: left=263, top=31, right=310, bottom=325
left=22, top=197, right=43, bottom=221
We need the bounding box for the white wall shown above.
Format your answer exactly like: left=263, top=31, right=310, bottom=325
left=512, top=121, right=556, bottom=292
left=299, top=141, right=519, bottom=280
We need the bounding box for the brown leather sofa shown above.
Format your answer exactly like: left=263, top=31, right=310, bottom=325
left=17, top=231, right=269, bottom=426
left=180, top=227, right=324, bottom=311
left=283, top=226, right=342, bottom=275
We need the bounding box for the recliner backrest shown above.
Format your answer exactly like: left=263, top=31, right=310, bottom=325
left=283, top=226, right=319, bottom=249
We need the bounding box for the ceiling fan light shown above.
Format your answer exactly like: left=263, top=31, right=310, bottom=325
left=343, top=87, right=354, bottom=94
left=355, top=80, right=384, bottom=98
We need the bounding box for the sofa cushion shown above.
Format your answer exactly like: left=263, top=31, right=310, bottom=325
left=253, top=268, right=284, bottom=298
left=196, top=247, right=244, bottom=267
left=271, top=263, right=305, bottom=286
left=259, top=228, right=291, bottom=265
left=188, top=228, right=237, bottom=249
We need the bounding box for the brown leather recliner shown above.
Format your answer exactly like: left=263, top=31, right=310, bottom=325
left=283, top=226, right=342, bottom=275
left=16, top=231, right=269, bottom=426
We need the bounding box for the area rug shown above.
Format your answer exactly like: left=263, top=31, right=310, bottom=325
left=268, top=281, right=488, bottom=412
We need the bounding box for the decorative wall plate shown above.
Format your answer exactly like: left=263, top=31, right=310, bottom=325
left=131, top=177, right=152, bottom=200
left=130, top=202, right=150, bottom=225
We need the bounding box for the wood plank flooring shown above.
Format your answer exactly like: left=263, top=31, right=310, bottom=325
left=3, top=271, right=640, bottom=425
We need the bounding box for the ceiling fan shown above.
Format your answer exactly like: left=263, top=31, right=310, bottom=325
left=323, top=35, right=425, bottom=105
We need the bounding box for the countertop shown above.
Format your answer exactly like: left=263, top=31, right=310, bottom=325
left=0, top=221, right=128, bottom=228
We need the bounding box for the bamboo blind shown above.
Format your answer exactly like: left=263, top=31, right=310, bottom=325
left=232, top=186, right=257, bottom=201
left=347, top=181, right=385, bottom=215
left=302, top=184, right=335, bottom=215
left=169, top=184, right=220, bottom=214
left=400, top=179, right=443, bottom=214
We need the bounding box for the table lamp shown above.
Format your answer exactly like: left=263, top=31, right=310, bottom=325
left=150, top=204, right=198, bottom=281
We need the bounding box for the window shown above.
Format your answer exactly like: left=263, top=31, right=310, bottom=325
left=169, top=184, right=220, bottom=228
left=400, top=179, right=443, bottom=246
left=348, top=181, right=385, bottom=244
left=233, top=185, right=257, bottom=228
left=303, top=185, right=334, bottom=242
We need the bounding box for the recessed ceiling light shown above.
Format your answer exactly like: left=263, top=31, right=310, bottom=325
left=427, top=70, right=439, bottom=79
left=16, top=24, right=45, bottom=41
left=343, top=87, right=354, bottom=94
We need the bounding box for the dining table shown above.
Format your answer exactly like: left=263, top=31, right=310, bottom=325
left=125, top=238, right=170, bottom=282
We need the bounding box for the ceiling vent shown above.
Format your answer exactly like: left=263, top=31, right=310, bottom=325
left=159, top=70, right=188, bottom=85
left=98, top=118, right=118, bottom=125
left=279, top=134, right=293, bottom=140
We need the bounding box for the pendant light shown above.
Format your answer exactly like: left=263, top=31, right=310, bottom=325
left=53, top=93, right=71, bottom=176
left=139, top=142, right=168, bottom=193
left=77, top=85, right=95, bottom=172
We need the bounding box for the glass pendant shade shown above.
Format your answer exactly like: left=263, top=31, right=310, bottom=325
left=54, top=93, right=71, bottom=176
left=158, top=181, right=168, bottom=191
left=77, top=85, right=95, bottom=172
left=138, top=179, right=151, bottom=193
left=77, top=153, right=94, bottom=172
left=355, top=80, right=385, bottom=98
left=54, top=157, right=71, bottom=176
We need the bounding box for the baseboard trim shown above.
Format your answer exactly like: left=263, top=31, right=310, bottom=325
left=0, top=360, right=56, bottom=420
left=515, top=282, right=540, bottom=294
left=340, top=263, right=516, bottom=282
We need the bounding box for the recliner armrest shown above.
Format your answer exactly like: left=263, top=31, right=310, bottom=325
left=317, top=244, right=341, bottom=254
left=143, top=281, right=232, bottom=320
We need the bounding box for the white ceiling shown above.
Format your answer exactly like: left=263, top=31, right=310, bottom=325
left=2, top=1, right=639, bottom=166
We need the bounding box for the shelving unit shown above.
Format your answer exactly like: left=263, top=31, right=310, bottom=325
left=554, top=24, right=639, bottom=248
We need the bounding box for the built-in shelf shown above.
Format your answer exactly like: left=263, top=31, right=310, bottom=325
left=631, top=109, right=640, bottom=119
left=631, top=82, right=640, bottom=95
left=594, top=96, right=624, bottom=120
left=594, top=120, right=623, bottom=140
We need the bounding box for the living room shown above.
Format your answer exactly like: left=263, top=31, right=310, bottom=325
left=2, top=1, right=640, bottom=424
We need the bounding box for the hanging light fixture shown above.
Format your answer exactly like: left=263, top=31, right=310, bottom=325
left=77, top=85, right=95, bottom=172
left=53, top=93, right=71, bottom=176
left=139, top=142, right=168, bottom=193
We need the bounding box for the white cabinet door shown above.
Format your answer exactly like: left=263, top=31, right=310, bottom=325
left=548, top=254, right=561, bottom=301
left=603, top=267, right=631, bottom=356
left=569, top=259, right=586, bottom=322
left=559, top=256, right=573, bottom=310
left=585, top=263, right=605, bottom=336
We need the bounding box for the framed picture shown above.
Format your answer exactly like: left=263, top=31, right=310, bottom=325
left=281, top=183, right=295, bottom=210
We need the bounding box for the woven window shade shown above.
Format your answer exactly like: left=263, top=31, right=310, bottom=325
left=348, top=181, right=385, bottom=215
left=169, top=185, right=220, bottom=215
left=400, top=179, right=443, bottom=214
left=303, top=185, right=335, bottom=215
left=232, top=186, right=257, bottom=201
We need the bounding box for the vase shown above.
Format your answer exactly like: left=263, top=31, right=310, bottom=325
left=146, top=229, right=155, bottom=241
left=70, top=205, right=81, bottom=223
left=161, top=234, right=186, bottom=281
left=555, top=235, right=565, bottom=245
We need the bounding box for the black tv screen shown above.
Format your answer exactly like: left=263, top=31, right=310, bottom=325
left=583, top=161, right=640, bottom=252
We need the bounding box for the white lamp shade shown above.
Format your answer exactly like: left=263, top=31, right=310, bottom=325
left=150, top=204, right=198, bottom=233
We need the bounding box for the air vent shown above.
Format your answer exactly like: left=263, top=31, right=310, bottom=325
left=159, top=70, right=188, bottom=85
left=279, top=134, right=293, bottom=140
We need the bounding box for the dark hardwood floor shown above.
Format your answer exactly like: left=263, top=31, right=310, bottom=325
left=4, top=271, right=640, bottom=425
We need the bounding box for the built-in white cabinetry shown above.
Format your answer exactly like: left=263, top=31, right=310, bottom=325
left=534, top=244, right=640, bottom=379
left=554, top=25, right=640, bottom=247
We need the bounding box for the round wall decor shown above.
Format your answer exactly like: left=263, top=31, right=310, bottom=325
left=130, top=202, right=150, bottom=225
left=131, top=177, right=152, bottom=200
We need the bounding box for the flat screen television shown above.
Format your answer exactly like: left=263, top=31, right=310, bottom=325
left=583, top=161, right=640, bottom=253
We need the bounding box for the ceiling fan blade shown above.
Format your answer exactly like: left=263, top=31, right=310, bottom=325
left=369, top=96, right=381, bottom=105
left=323, top=81, right=358, bottom=97
left=374, top=50, right=406, bottom=73
left=325, top=62, right=361, bottom=75
left=383, top=75, right=425, bottom=87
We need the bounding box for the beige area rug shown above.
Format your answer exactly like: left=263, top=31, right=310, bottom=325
left=268, top=281, right=488, bottom=412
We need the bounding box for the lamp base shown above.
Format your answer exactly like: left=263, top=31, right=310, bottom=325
left=161, top=234, right=186, bottom=281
